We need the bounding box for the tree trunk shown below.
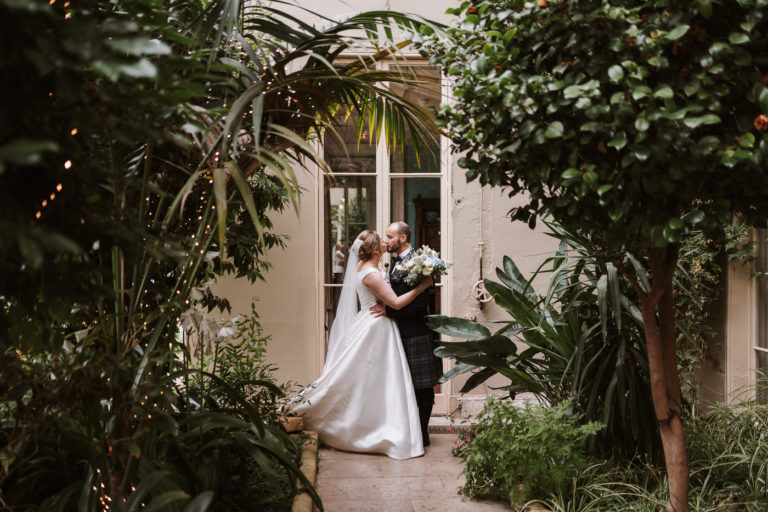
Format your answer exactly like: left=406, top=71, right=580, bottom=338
left=643, top=245, right=689, bottom=512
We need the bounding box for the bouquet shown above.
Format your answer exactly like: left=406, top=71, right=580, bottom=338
left=396, top=245, right=451, bottom=286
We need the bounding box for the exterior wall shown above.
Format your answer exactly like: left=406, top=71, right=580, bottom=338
left=212, top=166, right=322, bottom=387
left=447, top=174, right=557, bottom=398
left=723, top=254, right=758, bottom=402
left=696, top=235, right=763, bottom=405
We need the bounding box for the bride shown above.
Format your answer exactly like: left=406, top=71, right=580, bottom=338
left=280, top=230, right=433, bottom=459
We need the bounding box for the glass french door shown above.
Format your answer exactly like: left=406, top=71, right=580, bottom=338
left=320, top=65, right=446, bottom=370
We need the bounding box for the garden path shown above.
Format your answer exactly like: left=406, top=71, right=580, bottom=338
left=315, top=433, right=510, bottom=511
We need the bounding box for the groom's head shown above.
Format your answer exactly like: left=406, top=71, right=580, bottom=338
left=384, top=222, right=410, bottom=254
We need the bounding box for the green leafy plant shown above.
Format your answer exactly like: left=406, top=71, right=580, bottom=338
left=0, top=0, right=444, bottom=509
left=430, top=224, right=659, bottom=458
left=458, top=398, right=603, bottom=506
left=418, top=0, right=768, bottom=508
left=542, top=381, right=768, bottom=511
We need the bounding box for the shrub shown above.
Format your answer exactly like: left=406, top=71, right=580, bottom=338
left=542, top=384, right=768, bottom=511
left=458, top=398, right=603, bottom=506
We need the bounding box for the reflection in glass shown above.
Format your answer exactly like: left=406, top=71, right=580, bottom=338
left=323, top=175, right=376, bottom=347
left=389, top=66, right=441, bottom=173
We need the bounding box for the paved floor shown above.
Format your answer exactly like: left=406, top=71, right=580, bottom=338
left=315, top=434, right=510, bottom=511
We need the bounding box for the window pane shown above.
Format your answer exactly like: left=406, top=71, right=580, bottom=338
left=324, top=112, right=376, bottom=173
left=323, top=176, right=376, bottom=345
left=324, top=175, right=377, bottom=285
left=389, top=66, right=441, bottom=173
left=390, top=176, right=442, bottom=314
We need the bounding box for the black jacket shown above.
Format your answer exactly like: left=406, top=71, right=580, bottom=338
left=386, top=252, right=434, bottom=339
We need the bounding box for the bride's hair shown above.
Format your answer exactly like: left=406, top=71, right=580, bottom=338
left=357, top=230, right=381, bottom=262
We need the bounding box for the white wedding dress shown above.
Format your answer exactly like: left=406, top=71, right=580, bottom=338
left=281, top=266, right=424, bottom=459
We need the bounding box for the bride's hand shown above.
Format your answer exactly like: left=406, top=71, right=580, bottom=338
left=369, top=303, right=386, bottom=318
left=419, top=277, right=434, bottom=291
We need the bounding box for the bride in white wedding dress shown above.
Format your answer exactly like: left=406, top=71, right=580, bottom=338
left=280, top=230, right=433, bottom=459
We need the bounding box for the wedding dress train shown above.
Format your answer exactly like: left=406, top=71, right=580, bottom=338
left=281, top=267, right=424, bottom=459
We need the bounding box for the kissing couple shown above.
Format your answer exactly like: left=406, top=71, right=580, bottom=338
left=280, top=222, right=443, bottom=459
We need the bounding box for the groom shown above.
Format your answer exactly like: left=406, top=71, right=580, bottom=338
left=371, top=221, right=443, bottom=447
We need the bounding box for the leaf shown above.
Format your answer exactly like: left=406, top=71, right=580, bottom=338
left=654, top=86, right=674, bottom=99
left=597, top=274, right=608, bottom=341
left=120, top=58, right=157, bottom=79
left=212, top=167, right=228, bottom=256
left=580, top=121, right=600, bottom=132
left=106, top=37, right=171, bottom=56
left=561, top=168, right=580, bottom=180
left=698, top=0, right=713, bottom=18
left=183, top=491, right=214, bottom=512
left=684, top=81, right=701, bottom=97
left=439, top=362, right=477, bottom=382
left=144, top=491, right=191, bottom=512
left=668, top=25, right=690, bottom=41
left=477, top=335, right=518, bottom=356
left=607, top=137, right=627, bottom=150
left=663, top=224, right=680, bottom=243
left=459, top=367, right=498, bottom=393
left=608, top=65, right=624, bottom=83
left=563, top=85, right=582, bottom=99
left=684, top=209, right=705, bottom=225
left=631, top=86, right=652, bottom=100
left=635, top=117, right=650, bottom=132
left=597, top=184, right=613, bottom=197
left=0, top=138, right=59, bottom=165
left=683, top=116, right=703, bottom=129
left=427, top=315, right=490, bottom=340
left=224, top=161, right=263, bottom=239
left=728, top=32, right=749, bottom=45
left=606, top=262, right=621, bottom=332
left=759, top=87, right=768, bottom=114
left=125, top=471, right=170, bottom=510
left=739, top=133, right=755, bottom=148
left=544, top=121, right=564, bottom=139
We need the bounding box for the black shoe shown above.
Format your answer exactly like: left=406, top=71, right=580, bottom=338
left=423, top=435, right=430, bottom=447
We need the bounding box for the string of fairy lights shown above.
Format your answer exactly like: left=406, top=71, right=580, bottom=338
left=30, top=7, right=326, bottom=509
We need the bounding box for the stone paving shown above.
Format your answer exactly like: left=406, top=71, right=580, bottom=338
left=315, top=434, right=510, bottom=511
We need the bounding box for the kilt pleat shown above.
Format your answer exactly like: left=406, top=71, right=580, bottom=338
left=401, top=334, right=443, bottom=389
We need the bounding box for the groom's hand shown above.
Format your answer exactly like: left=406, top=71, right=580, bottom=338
left=369, top=303, right=386, bottom=318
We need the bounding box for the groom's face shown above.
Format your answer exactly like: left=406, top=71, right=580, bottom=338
left=384, top=225, right=405, bottom=253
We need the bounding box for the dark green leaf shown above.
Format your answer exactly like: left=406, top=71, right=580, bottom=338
left=668, top=25, right=690, bottom=41
left=427, top=315, right=491, bottom=340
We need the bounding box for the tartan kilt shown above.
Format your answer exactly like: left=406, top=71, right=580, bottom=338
left=401, top=334, right=443, bottom=390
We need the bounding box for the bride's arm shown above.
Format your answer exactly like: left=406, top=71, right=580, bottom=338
left=363, top=272, right=433, bottom=310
